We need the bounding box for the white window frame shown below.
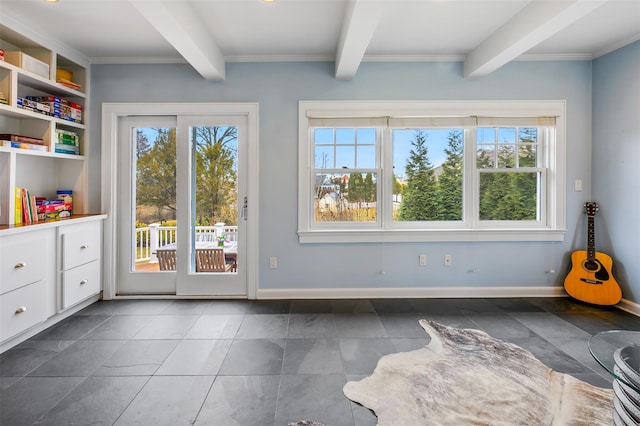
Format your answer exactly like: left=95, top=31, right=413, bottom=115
left=310, top=122, right=384, bottom=229
left=298, top=100, right=566, bottom=243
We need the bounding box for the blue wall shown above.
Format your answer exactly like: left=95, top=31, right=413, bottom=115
left=91, top=59, right=599, bottom=295
left=592, top=41, right=640, bottom=305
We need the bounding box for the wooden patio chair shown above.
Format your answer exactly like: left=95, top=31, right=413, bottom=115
left=196, top=248, right=234, bottom=272
left=157, top=250, right=177, bottom=270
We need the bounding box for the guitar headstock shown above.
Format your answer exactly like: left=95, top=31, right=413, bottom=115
left=584, top=202, right=599, bottom=217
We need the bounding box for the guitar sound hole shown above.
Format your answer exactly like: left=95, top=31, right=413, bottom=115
left=583, top=260, right=600, bottom=272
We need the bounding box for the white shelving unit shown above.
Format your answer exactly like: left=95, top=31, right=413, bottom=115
left=0, top=23, right=88, bottom=225
left=0, top=22, right=105, bottom=353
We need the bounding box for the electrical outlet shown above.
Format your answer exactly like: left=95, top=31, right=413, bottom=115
left=444, top=255, right=452, bottom=266
left=419, top=254, right=427, bottom=266
left=269, top=257, right=278, bottom=269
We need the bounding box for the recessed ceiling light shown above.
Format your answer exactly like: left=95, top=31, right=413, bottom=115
left=44, top=0, right=59, bottom=3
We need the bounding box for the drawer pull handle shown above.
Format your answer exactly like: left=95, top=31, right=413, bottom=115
left=15, top=306, right=27, bottom=314
left=80, top=245, right=88, bottom=249
left=80, top=279, right=89, bottom=285
left=14, top=262, right=27, bottom=269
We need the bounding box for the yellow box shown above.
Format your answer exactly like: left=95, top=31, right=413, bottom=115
left=56, top=68, right=73, bottom=82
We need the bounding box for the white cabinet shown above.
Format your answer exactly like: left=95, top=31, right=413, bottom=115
left=0, top=233, right=47, bottom=294
left=62, top=222, right=100, bottom=270
left=0, top=217, right=104, bottom=350
left=59, top=220, right=102, bottom=309
left=62, top=261, right=100, bottom=310
left=0, top=228, right=55, bottom=342
left=0, top=280, right=48, bottom=342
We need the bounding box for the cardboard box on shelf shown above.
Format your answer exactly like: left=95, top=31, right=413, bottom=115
left=37, top=199, right=72, bottom=220
left=4, top=51, right=50, bottom=79
left=56, top=68, right=73, bottom=82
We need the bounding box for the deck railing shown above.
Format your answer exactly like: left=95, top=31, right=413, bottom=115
left=135, top=223, right=238, bottom=263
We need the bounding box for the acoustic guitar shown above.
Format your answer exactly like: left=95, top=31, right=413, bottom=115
left=564, top=202, right=622, bottom=305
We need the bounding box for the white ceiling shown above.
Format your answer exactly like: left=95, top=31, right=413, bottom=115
left=1, top=0, right=639, bottom=80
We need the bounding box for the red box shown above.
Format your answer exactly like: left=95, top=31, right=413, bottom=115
left=37, top=199, right=71, bottom=220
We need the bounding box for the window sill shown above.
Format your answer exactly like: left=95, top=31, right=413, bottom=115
left=298, top=228, right=567, bottom=243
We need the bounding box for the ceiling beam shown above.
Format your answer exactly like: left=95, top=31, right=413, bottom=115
left=464, top=0, right=608, bottom=78
left=335, top=0, right=387, bottom=80
left=130, top=1, right=225, bottom=81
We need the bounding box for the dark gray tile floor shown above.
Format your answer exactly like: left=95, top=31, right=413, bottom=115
left=1, top=297, right=638, bottom=426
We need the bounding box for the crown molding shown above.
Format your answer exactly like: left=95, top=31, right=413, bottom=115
left=89, top=51, right=614, bottom=65
left=90, top=56, right=187, bottom=65
left=593, top=33, right=640, bottom=59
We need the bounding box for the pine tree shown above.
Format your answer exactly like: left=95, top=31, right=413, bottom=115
left=348, top=172, right=364, bottom=204
left=397, top=131, right=439, bottom=221
left=479, top=127, right=539, bottom=220
left=136, top=130, right=152, bottom=160
left=363, top=172, right=376, bottom=203
left=392, top=173, right=405, bottom=198
left=437, top=130, right=463, bottom=220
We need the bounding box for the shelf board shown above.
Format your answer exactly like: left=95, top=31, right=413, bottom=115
left=0, top=146, right=84, bottom=160
left=0, top=214, right=107, bottom=235
left=0, top=103, right=85, bottom=129
left=0, top=60, right=85, bottom=98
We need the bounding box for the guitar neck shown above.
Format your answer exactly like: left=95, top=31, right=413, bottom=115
left=587, top=215, right=596, bottom=261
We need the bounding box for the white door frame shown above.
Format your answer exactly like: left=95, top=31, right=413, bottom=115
left=101, top=102, right=259, bottom=299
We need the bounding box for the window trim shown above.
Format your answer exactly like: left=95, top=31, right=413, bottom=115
left=298, top=100, right=566, bottom=243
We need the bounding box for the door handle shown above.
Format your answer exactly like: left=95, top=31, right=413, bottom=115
left=241, top=196, right=248, bottom=220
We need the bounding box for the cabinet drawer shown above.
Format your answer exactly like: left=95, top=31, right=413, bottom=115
left=0, top=235, right=47, bottom=294
left=62, top=221, right=101, bottom=270
left=0, top=280, right=47, bottom=342
left=62, top=260, right=100, bottom=310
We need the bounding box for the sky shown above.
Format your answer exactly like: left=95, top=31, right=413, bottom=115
left=392, top=129, right=453, bottom=172
left=138, top=126, right=455, bottom=182
left=136, top=126, right=238, bottom=155
left=314, top=128, right=456, bottom=180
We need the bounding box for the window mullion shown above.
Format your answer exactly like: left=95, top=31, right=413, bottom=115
left=381, top=126, right=392, bottom=229
left=465, top=128, right=478, bottom=228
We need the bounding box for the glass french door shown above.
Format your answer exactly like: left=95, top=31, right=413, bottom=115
left=117, top=114, right=247, bottom=296
left=176, top=115, right=247, bottom=296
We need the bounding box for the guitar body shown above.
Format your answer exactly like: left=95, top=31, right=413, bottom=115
left=564, top=250, right=622, bottom=305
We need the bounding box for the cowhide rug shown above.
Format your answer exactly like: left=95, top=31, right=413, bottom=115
left=343, top=320, right=614, bottom=426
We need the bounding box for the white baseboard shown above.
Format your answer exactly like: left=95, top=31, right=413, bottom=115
left=617, top=298, right=640, bottom=317
left=257, top=286, right=567, bottom=300
left=257, top=286, right=639, bottom=317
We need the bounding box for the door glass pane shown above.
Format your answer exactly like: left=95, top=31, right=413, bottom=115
left=133, top=127, right=177, bottom=272
left=191, top=125, right=239, bottom=274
